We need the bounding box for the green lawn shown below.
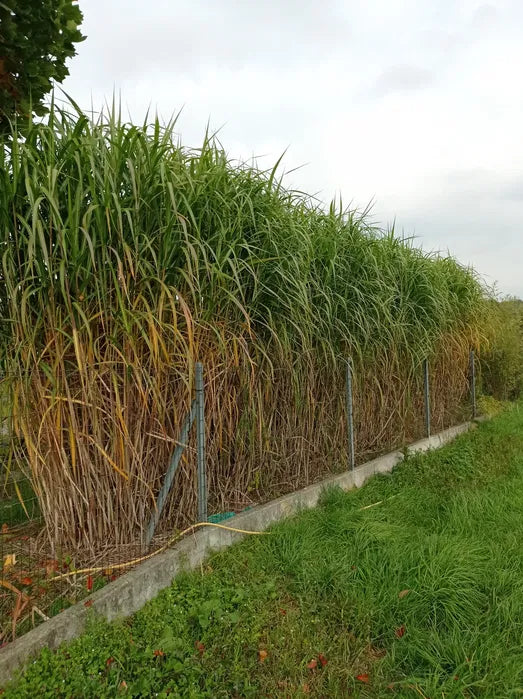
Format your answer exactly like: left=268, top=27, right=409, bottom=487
left=5, top=405, right=523, bottom=698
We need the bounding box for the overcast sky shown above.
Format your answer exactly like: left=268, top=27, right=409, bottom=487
left=63, top=0, right=523, bottom=298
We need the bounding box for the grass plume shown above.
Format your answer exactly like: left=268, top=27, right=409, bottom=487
left=0, top=104, right=494, bottom=550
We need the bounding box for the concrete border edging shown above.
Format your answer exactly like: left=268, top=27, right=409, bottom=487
left=0, top=420, right=476, bottom=683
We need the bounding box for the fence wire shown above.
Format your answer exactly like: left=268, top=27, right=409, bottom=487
left=0, top=360, right=476, bottom=646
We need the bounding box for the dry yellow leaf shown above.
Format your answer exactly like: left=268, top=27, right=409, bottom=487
left=3, top=554, right=16, bottom=571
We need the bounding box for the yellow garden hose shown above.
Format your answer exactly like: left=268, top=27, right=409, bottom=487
left=50, top=521, right=267, bottom=581
left=50, top=496, right=392, bottom=582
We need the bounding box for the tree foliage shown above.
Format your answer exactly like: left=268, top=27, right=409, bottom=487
left=0, top=0, right=84, bottom=132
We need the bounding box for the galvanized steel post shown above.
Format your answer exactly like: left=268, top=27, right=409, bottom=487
left=346, top=357, right=355, bottom=471
left=145, top=400, right=197, bottom=548
left=423, top=358, right=431, bottom=438
left=196, top=362, right=207, bottom=522
left=470, top=349, right=477, bottom=419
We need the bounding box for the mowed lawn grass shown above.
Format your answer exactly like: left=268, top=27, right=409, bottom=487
left=5, top=406, right=523, bottom=698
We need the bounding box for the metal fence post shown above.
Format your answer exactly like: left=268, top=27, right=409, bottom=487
left=470, top=349, right=477, bottom=419
left=144, top=399, right=197, bottom=548
left=346, top=358, right=355, bottom=472
left=423, top=358, right=431, bottom=438
left=195, top=361, right=207, bottom=522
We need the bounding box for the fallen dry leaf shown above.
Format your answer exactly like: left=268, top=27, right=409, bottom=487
left=367, top=645, right=387, bottom=660
left=45, top=560, right=59, bottom=577
left=307, top=658, right=318, bottom=670
left=1, top=524, right=8, bottom=535
left=19, top=577, right=32, bottom=586
left=195, top=640, right=205, bottom=657
left=153, top=649, right=164, bottom=657
left=398, top=589, right=410, bottom=599
left=3, top=554, right=16, bottom=572
left=258, top=649, right=268, bottom=663
left=84, top=599, right=93, bottom=608
left=356, top=673, right=370, bottom=684
left=395, top=625, right=406, bottom=638
left=318, top=653, right=328, bottom=667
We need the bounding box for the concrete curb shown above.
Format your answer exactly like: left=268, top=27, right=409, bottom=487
left=0, top=420, right=477, bottom=683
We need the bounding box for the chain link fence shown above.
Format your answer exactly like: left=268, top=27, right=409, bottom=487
left=0, top=356, right=478, bottom=646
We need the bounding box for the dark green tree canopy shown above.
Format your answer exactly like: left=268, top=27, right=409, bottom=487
left=0, top=0, right=84, bottom=132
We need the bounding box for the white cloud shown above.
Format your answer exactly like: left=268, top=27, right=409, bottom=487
left=370, top=65, right=435, bottom=96
left=63, top=0, right=523, bottom=297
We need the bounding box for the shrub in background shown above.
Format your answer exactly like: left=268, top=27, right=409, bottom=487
left=481, top=298, right=523, bottom=400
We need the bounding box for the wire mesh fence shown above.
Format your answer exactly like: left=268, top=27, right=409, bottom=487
left=0, top=355, right=478, bottom=646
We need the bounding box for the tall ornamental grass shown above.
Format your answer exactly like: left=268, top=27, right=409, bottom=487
left=0, top=106, right=488, bottom=550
